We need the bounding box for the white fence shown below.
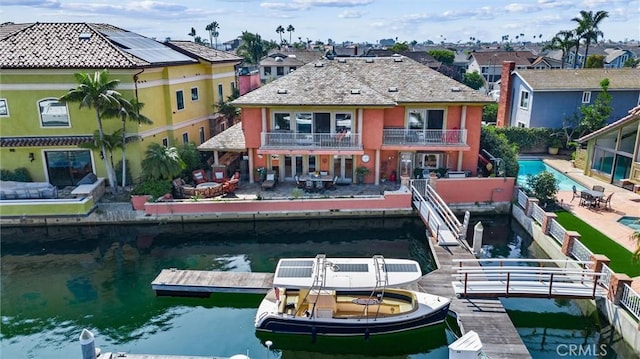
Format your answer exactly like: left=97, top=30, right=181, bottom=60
left=548, top=219, right=566, bottom=245
left=620, top=284, right=640, bottom=321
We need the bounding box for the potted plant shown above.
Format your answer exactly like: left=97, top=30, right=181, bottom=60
left=355, top=166, right=370, bottom=184
left=548, top=138, right=563, bottom=155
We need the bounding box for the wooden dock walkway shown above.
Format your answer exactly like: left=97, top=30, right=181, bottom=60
left=417, top=245, right=532, bottom=359
left=151, top=268, right=274, bottom=296
left=100, top=353, right=243, bottom=359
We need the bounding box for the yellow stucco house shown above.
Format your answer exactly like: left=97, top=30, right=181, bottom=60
left=0, top=22, right=242, bottom=188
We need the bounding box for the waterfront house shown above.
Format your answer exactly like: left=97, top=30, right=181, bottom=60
left=496, top=62, right=640, bottom=128
left=259, top=49, right=322, bottom=83
left=0, top=22, right=241, bottom=187
left=232, top=56, right=491, bottom=185
left=576, top=105, right=640, bottom=192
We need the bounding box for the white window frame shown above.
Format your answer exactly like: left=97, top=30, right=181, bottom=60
left=217, top=83, right=224, bottom=102
left=519, top=90, right=530, bottom=110
left=176, top=90, right=185, bottom=111
left=38, top=98, right=71, bottom=128
left=191, top=87, right=199, bottom=101
left=582, top=91, right=591, bottom=103
left=0, top=98, right=9, bottom=116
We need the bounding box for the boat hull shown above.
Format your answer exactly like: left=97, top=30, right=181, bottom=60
left=256, top=301, right=449, bottom=336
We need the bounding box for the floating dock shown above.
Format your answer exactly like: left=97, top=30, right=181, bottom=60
left=151, top=268, right=274, bottom=297
left=99, top=353, right=245, bottom=359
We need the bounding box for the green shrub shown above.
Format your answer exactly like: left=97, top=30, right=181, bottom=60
left=0, top=168, right=32, bottom=182
left=493, top=127, right=558, bottom=152
left=480, top=127, right=519, bottom=177
left=131, top=179, right=172, bottom=199
left=525, top=171, right=559, bottom=206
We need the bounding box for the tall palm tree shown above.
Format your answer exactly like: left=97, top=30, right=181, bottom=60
left=286, top=24, right=295, bottom=45
left=276, top=25, right=285, bottom=45
left=102, top=98, right=153, bottom=188
left=544, top=30, right=578, bottom=69
left=141, top=143, right=185, bottom=180
left=237, top=31, right=265, bottom=64
left=205, top=21, right=220, bottom=49
left=572, top=10, right=609, bottom=68
left=59, top=70, right=124, bottom=193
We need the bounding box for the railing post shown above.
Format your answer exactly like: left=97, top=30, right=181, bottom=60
left=548, top=273, right=554, bottom=297
left=525, top=198, right=539, bottom=217
left=506, top=272, right=510, bottom=297
left=607, top=273, right=632, bottom=304
left=464, top=272, right=468, bottom=296
left=561, top=231, right=580, bottom=257
left=541, top=212, right=557, bottom=235
left=589, top=254, right=610, bottom=274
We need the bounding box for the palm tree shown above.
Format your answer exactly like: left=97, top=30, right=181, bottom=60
left=286, top=24, right=295, bottom=45
left=78, top=129, right=122, bottom=172
left=102, top=98, right=153, bottom=188
left=237, top=31, right=266, bottom=64
left=276, top=25, right=285, bottom=45
left=205, top=21, right=220, bottom=49
left=544, top=30, right=578, bottom=69
left=572, top=10, right=609, bottom=68
left=188, top=27, right=196, bottom=39
left=141, top=143, right=185, bottom=180
left=59, top=70, right=125, bottom=193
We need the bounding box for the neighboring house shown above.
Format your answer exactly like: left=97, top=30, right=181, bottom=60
left=232, top=56, right=491, bottom=185
left=577, top=105, right=640, bottom=191
left=259, top=49, right=322, bottom=83
left=496, top=62, right=640, bottom=128
left=603, top=48, right=636, bottom=68
left=365, top=49, right=441, bottom=70
left=467, top=51, right=536, bottom=91
left=0, top=22, right=241, bottom=187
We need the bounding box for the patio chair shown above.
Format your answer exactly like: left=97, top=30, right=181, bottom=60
left=304, top=179, right=315, bottom=192
left=212, top=166, right=227, bottom=183
left=261, top=170, right=277, bottom=190
left=579, top=192, right=595, bottom=207
left=592, top=185, right=605, bottom=192
left=328, top=175, right=338, bottom=190
left=320, top=171, right=328, bottom=176
left=294, top=174, right=304, bottom=188
left=192, top=169, right=208, bottom=185
left=600, top=193, right=613, bottom=210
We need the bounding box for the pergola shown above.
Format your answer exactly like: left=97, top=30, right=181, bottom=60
left=197, top=122, right=246, bottom=170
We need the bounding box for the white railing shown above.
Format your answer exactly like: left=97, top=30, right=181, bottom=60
left=548, top=219, right=566, bottom=245
left=570, top=239, right=594, bottom=264
left=517, top=188, right=528, bottom=208
left=531, top=203, right=545, bottom=225
left=620, top=284, right=640, bottom=321
left=382, top=128, right=467, bottom=146
left=598, top=263, right=614, bottom=289
left=261, top=132, right=361, bottom=149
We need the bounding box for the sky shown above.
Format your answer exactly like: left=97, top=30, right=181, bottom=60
left=2, top=0, right=639, bottom=45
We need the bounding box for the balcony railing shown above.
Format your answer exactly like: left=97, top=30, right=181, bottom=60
left=261, top=132, right=362, bottom=150
left=382, top=129, right=467, bottom=146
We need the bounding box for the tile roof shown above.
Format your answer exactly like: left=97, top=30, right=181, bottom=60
left=232, top=56, right=490, bottom=107
left=167, top=41, right=243, bottom=63
left=0, top=135, right=94, bottom=147
left=0, top=22, right=197, bottom=69
left=198, top=122, right=246, bottom=151
left=514, top=68, right=640, bottom=90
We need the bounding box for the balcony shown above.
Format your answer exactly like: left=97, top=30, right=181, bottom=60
left=261, top=132, right=362, bottom=150
left=382, top=129, right=467, bottom=147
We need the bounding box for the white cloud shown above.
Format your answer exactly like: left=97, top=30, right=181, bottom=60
left=338, top=10, right=365, bottom=18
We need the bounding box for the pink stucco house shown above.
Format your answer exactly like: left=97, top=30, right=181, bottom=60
left=232, top=56, right=491, bottom=185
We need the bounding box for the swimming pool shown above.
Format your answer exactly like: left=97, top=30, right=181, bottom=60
left=518, top=159, right=587, bottom=191
left=617, top=216, right=640, bottom=231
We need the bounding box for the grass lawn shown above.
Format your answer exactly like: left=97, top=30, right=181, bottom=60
left=554, top=210, right=640, bottom=277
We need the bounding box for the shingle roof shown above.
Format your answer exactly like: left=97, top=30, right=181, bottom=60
left=198, top=122, right=246, bottom=151
left=167, top=41, right=243, bottom=63
left=470, top=51, right=535, bottom=66
left=0, top=22, right=197, bottom=69
left=514, top=68, right=640, bottom=91
left=0, top=135, right=94, bottom=147
left=232, top=56, right=490, bottom=107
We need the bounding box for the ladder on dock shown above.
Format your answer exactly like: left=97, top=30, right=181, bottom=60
left=452, top=259, right=606, bottom=299
left=411, top=179, right=470, bottom=249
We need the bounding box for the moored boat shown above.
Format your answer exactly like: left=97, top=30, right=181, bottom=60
left=254, top=254, right=450, bottom=336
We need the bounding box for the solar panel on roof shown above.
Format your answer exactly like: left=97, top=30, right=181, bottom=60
left=280, top=260, right=314, bottom=267
left=277, top=267, right=313, bottom=278
left=101, top=31, right=194, bottom=64
left=385, top=263, right=419, bottom=273
left=333, top=263, right=368, bottom=272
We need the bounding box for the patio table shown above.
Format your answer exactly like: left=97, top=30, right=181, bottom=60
left=299, top=174, right=334, bottom=190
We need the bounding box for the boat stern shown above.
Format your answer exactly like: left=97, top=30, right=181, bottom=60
left=254, top=289, right=280, bottom=328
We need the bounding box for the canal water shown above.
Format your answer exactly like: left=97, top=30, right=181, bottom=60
left=0, top=217, right=636, bottom=358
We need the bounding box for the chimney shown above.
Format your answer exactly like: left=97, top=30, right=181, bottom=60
left=496, top=61, right=516, bottom=128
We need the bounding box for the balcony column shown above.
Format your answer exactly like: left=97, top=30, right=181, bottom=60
left=374, top=149, right=380, bottom=185
left=261, top=107, right=267, bottom=132
left=248, top=148, right=255, bottom=184
left=457, top=105, right=467, bottom=171
left=357, top=108, right=363, bottom=146
left=213, top=151, right=219, bottom=165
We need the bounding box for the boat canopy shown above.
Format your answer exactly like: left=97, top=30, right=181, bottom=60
left=272, top=255, right=422, bottom=290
